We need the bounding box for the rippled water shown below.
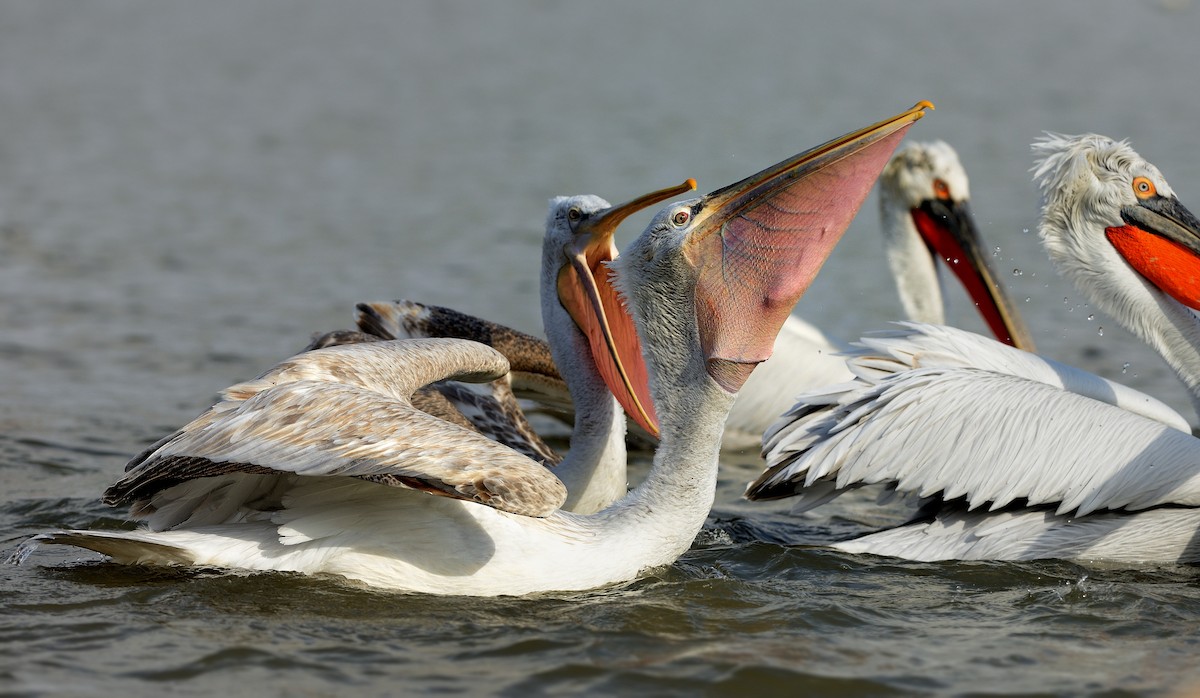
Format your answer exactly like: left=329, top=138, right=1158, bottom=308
left=5, top=1, right=1200, bottom=695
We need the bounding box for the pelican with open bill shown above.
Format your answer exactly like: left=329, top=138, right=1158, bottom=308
left=565, top=101, right=935, bottom=423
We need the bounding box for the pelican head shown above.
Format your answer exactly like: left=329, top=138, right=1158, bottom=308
left=1033, top=134, right=1200, bottom=313
left=880, top=140, right=1035, bottom=350
left=881, top=140, right=972, bottom=208
left=546, top=182, right=697, bottom=437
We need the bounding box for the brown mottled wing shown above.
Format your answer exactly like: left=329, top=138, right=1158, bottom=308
left=353, top=299, right=573, bottom=451
left=356, top=300, right=560, bottom=377
left=410, top=385, right=485, bottom=431
left=108, top=339, right=568, bottom=518
left=304, top=322, right=563, bottom=464
left=303, top=330, right=482, bottom=431
left=304, top=329, right=380, bottom=351
left=355, top=300, right=574, bottom=404
left=431, top=380, right=562, bottom=465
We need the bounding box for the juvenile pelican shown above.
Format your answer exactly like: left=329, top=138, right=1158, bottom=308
left=14, top=103, right=930, bottom=594
left=747, top=134, right=1200, bottom=564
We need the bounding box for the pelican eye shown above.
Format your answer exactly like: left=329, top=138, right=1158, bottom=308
left=567, top=208, right=583, bottom=222
left=1132, top=176, right=1156, bottom=200
left=932, top=178, right=951, bottom=201
left=671, top=209, right=691, bottom=227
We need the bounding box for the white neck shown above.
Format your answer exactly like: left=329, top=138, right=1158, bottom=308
left=583, top=264, right=734, bottom=562
left=1102, top=271, right=1200, bottom=418
left=1048, top=226, right=1200, bottom=419
left=879, top=194, right=945, bottom=325
left=539, top=245, right=627, bottom=514
left=624, top=352, right=731, bottom=534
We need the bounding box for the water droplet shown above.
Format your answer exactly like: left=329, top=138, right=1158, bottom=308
left=1063, top=297, right=1069, bottom=304
left=952, top=258, right=959, bottom=265
left=1024, top=297, right=1031, bottom=303
left=1098, top=326, right=1104, bottom=336
left=1022, top=227, right=1030, bottom=234
left=1122, top=362, right=1130, bottom=374
left=1012, top=269, right=1023, bottom=276
left=993, top=246, right=1001, bottom=257
left=1087, top=314, right=1094, bottom=321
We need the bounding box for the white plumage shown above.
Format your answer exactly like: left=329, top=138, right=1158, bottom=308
left=748, top=134, right=1200, bottom=563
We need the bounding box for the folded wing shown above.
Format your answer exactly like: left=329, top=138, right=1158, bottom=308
left=749, top=323, right=1200, bottom=517
left=109, top=338, right=569, bottom=530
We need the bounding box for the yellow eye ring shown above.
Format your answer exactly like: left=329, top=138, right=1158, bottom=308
left=1133, top=176, right=1156, bottom=199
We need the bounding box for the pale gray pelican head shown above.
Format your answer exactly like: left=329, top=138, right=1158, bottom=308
left=544, top=181, right=697, bottom=438
left=1033, top=134, right=1200, bottom=316
left=880, top=140, right=1035, bottom=350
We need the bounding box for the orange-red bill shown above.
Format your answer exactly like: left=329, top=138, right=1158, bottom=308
left=685, top=101, right=934, bottom=392
left=1108, top=194, right=1200, bottom=311
left=557, top=179, right=698, bottom=437
left=911, top=200, right=1036, bottom=351
left=1107, top=224, right=1200, bottom=309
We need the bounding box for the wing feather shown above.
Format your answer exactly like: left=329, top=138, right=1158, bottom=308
left=109, top=339, right=567, bottom=521
left=749, top=324, right=1200, bottom=517
left=344, top=299, right=573, bottom=450
left=852, top=322, right=1190, bottom=431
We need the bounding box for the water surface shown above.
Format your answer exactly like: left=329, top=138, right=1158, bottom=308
left=4, top=1, right=1200, bottom=695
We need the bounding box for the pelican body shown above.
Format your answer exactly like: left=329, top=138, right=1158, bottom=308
left=747, top=134, right=1200, bottom=564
